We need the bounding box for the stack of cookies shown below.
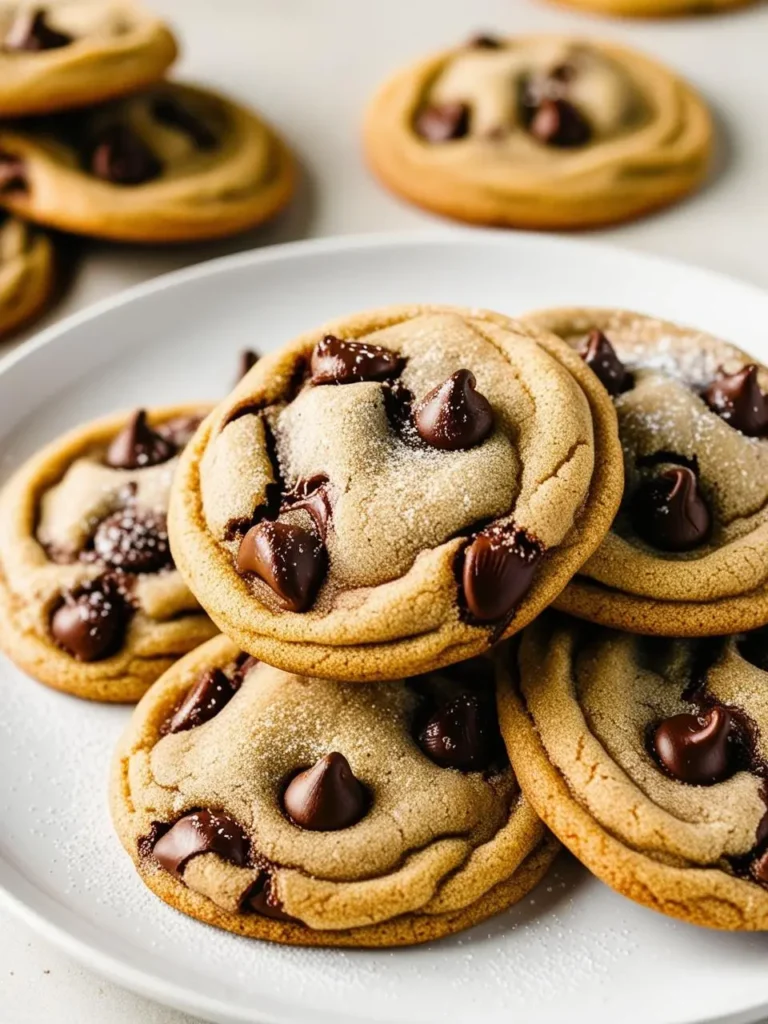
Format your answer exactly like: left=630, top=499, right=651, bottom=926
left=0, top=1, right=295, bottom=338
left=4, top=301, right=768, bottom=944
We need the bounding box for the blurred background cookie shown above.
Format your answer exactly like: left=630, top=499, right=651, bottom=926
left=0, top=81, right=297, bottom=242
left=0, top=405, right=218, bottom=701
left=112, top=635, right=558, bottom=945
left=364, top=35, right=712, bottom=230
left=0, top=213, right=55, bottom=336
left=0, top=1, right=177, bottom=117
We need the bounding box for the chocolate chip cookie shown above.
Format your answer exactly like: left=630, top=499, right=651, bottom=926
left=0, top=212, right=55, bottom=337
left=526, top=308, right=768, bottom=636
left=0, top=81, right=296, bottom=242
left=0, top=3, right=177, bottom=117
left=0, top=406, right=218, bottom=702
left=169, top=305, right=623, bottom=682
left=498, top=614, right=768, bottom=930
left=546, top=0, right=755, bottom=19
left=364, top=35, right=712, bottom=230
left=111, top=634, right=558, bottom=945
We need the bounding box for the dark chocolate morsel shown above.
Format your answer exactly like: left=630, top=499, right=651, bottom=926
left=237, top=520, right=326, bottom=612
left=168, top=668, right=238, bottom=733
left=50, top=577, right=126, bottom=661
left=236, top=348, right=260, bottom=383
left=752, top=849, right=768, bottom=886
left=414, top=102, right=470, bottom=143
left=106, top=410, right=176, bottom=469
left=528, top=98, right=591, bottom=148
left=151, top=96, right=217, bottom=150
left=652, top=707, right=740, bottom=786
left=580, top=329, right=633, bottom=397
left=310, top=335, right=403, bottom=386
left=283, top=752, right=367, bottom=831
left=4, top=8, right=72, bottom=51
left=702, top=365, right=768, bottom=437
left=461, top=525, right=543, bottom=622
left=468, top=33, right=503, bottom=48
left=89, top=125, right=162, bottom=186
left=243, top=874, right=294, bottom=920
left=280, top=476, right=333, bottom=539
left=418, top=692, right=499, bottom=771
left=631, top=467, right=711, bottom=553
left=414, top=369, right=493, bottom=451
left=92, top=507, right=172, bottom=574
left=152, top=809, right=250, bottom=877
left=0, top=151, right=27, bottom=192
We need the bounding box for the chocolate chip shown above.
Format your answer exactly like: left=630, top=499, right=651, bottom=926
left=89, top=125, right=162, bottom=186
left=4, top=8, right=72, bottom=51
left=243, top=874, right=294, bottom=920
left=752, top=849, right=768, bottom=885
left=152, top=96, right=217, bottom=150
left=50, top=577, right=126, bottom=662
left=415, top=102, right=470, bottom=143
left=283, top=753, right=367, bottom=831
left=413, top=369, right=494, bottom=451
left=91, top=507, right=172, bottom=574
left=461, top=525, right=543, bottom=622
left=155, top=414, right=203, bottom=448
left=152, top=810, right=250, bottom=878
left=550, top=63, right=577, bottom=84
left=418, top=692, right=499, bottom=771
left=0, top=151, right=26, bottom=192
left=280, top=476, right=333, bottom=539
left=580, top=329, right=633, bottom=397
left=528, top=98, right=591, bottom=148
left=702, top=365, right=768, bottom=437
left=310, top=335, right=403, bottom=386
left=652, top=707, right=741, bottom=785
left=106, top=410, right=176, bottom=469
left=168, top=668, right=238, bottom=733
left=237, top=520, right=326, bottom=612
left=468, top=33, right=503, bottom=48
left=236, top=348, right=259, bottom=383
left=631, top=467, right=711, bottom=552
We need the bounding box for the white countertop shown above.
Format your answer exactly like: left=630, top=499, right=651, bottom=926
left=2, top=0, right=768, bottom=1021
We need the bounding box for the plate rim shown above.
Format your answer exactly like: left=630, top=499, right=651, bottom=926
left=3, top=227, right=768, bottom=1024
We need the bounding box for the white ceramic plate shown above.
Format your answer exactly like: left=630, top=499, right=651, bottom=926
left=2, top=231, right=768, bottom=1024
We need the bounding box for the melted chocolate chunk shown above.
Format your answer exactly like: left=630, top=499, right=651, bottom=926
left=168, top=668, right=238, bottom=733
left=4, top=8, right=72, bottom=51
left=0, top=151, right=27, bottom=192
left=152, top=810, right=250, bottom=878
left=468, top=33, right=503, bottom=48
left=106, top=410, right=176, bottom=469
left=752, top=849, right=768, bottom=885
left=413, top=369, right=494, bottom=451
left=50, top=576, right=126, bottom=661
left=418, top=692, right=500, bottom=771
left=237, top=520, right=326, bottom=612
left=630, top=467, right=711, bottom=553
left=152, top=96, right=217, bottom=150
left=280, top=476, right=333, bottom=539
left=702, top=365, right=768, bottom=437
left=92, top=507, right=172, bottom=574
left=415, top=102, right=470, bottom=143
left=652, top=707, right=742, bottom=786
left=528, top=98, right=591, bottom=148
left=580, top=329, right=633, bottom=397
left=283, top=753, right=367, bottom=831
left=236, top=348, right=260, bottom=383
left=310, top=335, right=403, bottom=386
left=243, top=873, right=294, bottom=920
left=156, top=415, right=203, bottom=448
left=461, top=525, right=543, bottom=622
left=89, top=125, right=162, bottom=186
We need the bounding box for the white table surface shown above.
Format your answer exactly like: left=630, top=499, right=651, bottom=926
left=1, top=1, right=767, bottom=1021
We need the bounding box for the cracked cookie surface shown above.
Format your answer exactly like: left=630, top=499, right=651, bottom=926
left=110, top=633, right=558, bottom=946
left=363, top=35, right=712, bottom=231
left=0, top=2, right=177, bottom=117
left=169, top=304, right=623, bottom=682
left=0, top=80, right=296, bottom=242
left=0, top=405, right=218, bottom=701
left=527, top=308, right=768, bottom=636
left=497, top=613, right=768, bottom=930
